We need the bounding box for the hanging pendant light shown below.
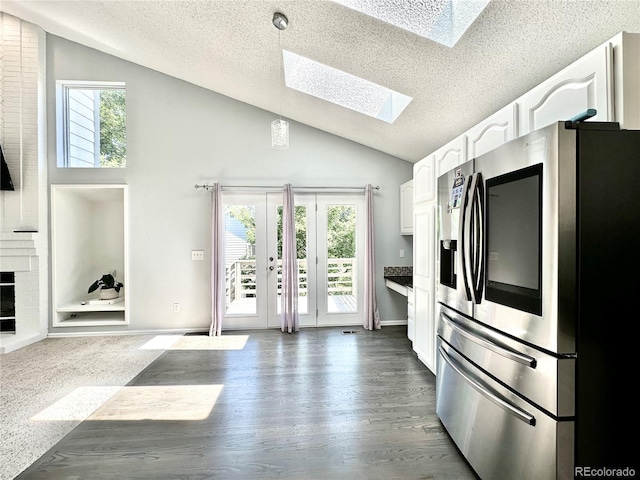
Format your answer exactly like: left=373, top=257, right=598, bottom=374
left=271, top=118, right=289, bottom=150
left=271, top=12, right=289, bottom=150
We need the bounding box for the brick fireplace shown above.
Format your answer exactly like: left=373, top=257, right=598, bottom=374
left=0, top=272, right=17, bottom=333
left=0, top=233, right=46, bottom=353
left=0, top=14, right=48, bottom=354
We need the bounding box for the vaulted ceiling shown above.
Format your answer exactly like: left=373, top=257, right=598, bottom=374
left=2, top=0, right=640, bottom=162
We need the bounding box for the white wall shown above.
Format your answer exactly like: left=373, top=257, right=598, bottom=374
left=46, top=34, right=413, bottom=333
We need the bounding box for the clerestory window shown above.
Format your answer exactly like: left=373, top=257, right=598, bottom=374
left=56, top=81, right=126, bottom=168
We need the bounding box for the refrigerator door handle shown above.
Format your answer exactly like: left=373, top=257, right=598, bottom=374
left=442, top=313, right=537, bottom=368
left=439, top=344, right=536, bottom=426
left=459, top=173, right=475, bottom=301
left=470, top=173, right=485, bottom=303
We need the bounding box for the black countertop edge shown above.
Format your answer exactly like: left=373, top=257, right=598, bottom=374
left=384, top=275, right=413, bottom=288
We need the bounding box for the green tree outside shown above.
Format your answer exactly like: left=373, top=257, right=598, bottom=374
left=229, top=204, right=355, bottom=260
left=326, top=205, right=355, bottom=259
left=277, top=205, right=308, bottom=260
left=99, top=89, right=126, bottom=168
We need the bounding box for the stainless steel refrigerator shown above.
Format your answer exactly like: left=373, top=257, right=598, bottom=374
left=436, top=121, right=639, bottom=480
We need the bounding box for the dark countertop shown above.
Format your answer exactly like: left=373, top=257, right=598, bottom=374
left=384, top=275, right=413, bottom=288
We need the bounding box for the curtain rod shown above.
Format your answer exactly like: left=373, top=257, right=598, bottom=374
left=194, top=184, right=380, bottom=191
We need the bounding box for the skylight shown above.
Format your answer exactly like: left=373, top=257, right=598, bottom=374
left=333, top=0, right=491, bottom=47
left=283, top=50, right=412, bottom=124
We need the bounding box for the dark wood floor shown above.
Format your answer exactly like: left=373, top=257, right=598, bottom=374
left=17, top=326, right=477, bottom=479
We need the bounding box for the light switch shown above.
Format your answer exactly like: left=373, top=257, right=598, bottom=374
left=192, top=250, right=205, bottom=260
left=400, top=249, right=405, bottom=258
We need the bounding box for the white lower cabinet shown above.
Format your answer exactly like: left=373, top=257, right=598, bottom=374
left=413, top=282, right=434, bottom=372
left=407, top=287, right=414, bottom=342
left=412, top=202, right=435, bottom=373
left=51, top=184, right=128, bottom=327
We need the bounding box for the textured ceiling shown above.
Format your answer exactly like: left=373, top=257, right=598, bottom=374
left=2, top=0, right=640, bottom=163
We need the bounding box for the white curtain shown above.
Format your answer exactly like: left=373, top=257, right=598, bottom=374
left=281, top=183, right=299, bottom=333
left=363, top=184, right=381, bottom=330
left=209, top=183, right=224, bottom=336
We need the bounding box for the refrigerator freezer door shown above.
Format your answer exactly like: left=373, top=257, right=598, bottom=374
left=438, top=304, right=575, bottom=417
left=436, top=338, right=574, bottom=480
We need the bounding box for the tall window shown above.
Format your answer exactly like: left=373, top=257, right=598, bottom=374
left=56, top=81, right=126, bottom=168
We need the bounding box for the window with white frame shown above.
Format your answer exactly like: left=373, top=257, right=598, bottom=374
left=56, top=81, right=126, bottom=168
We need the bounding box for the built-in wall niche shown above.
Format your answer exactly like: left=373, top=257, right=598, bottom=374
left=51, top=185, right=128, bottom=327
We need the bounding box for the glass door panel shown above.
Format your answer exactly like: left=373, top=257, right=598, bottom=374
left=222, top=193, right=267, bottom=330
left=326, top=205, right=357, bottom=314
left=221, top=192, right=363, bottom=331
left=275, top=205, right=309, bottom=315
left=224, top=204, right=257, bottom=316
left=316, top=195, right=365, bottom=326
left=267, top=193, right=316, bottom=328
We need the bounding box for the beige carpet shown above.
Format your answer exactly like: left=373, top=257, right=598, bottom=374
left=0, top=335, right=166, bottom=480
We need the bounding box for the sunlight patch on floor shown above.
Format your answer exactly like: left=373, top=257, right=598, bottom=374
left=31, top=386, right=123, bottom=422
left=89, top=385, right=224, bottom=421
left=139, top=334, right=249, bottom=350
left=31, top=385, right=224, bottom=422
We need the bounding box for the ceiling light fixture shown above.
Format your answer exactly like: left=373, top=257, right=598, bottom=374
left=271, top=12, right=289, bottom=150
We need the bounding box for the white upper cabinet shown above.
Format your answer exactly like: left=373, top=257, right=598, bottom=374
left=518, top=42, right=613, bottom=135
left=400, top=179, right=414, bottom=235
left=413, top=155, right=435, bottom=204
left=467, top=104, right=518, bottom=159
left=435, top=134, right=467, bottom=178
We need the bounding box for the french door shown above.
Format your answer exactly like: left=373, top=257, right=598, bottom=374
left=221, top=191, right=364, bottom=330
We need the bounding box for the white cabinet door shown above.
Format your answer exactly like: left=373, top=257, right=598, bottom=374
left=467, top=103, right=518, bottom=159
left=407, top=287, right=414, bottom=342
left=518, top=43, right=613, bottom=135
left=412, top=202, right=435, bottom=373
left=435, top=134, right=467, bottom=178
left=400, top=180, right=414, bottom=235
left=413, top=155, right=435, bottom=204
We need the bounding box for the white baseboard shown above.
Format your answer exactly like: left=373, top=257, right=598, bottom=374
left=380, top=319, right=408, bottom=326
left=47, top=328, right=209, bottom=338
left=47, top=321, right=408, bottom=339
left=0, top=332, right=48, bottom=354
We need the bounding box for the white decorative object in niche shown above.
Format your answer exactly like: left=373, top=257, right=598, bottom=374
left=51, top=185, right=128, bottom=327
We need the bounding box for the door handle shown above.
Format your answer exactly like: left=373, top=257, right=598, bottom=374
left=441, top=313, right=536, bottom=368
left=269, top=266, right=274, bottom=271
left=269, top=256, right=274, bottom=262
left=459, top=174, right=474, bottom=301
left=470, top=172, right=484, bottom=303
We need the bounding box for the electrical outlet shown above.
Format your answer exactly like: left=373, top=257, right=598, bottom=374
left=192, top=250, right=205, bottom=261
left=173, top=303, right=180, bottom=313
left=400, top=249, right=405, bottom=258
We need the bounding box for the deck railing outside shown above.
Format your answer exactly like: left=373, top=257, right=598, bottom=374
left=226, top=258, right=355, bottom=305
